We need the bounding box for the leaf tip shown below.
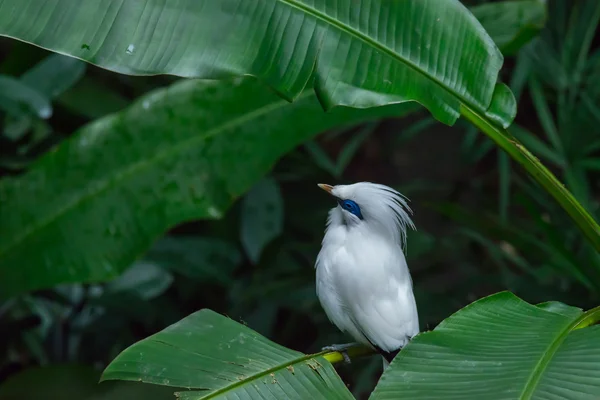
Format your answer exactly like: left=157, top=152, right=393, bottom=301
left=485, top=83, right=517, bottom=129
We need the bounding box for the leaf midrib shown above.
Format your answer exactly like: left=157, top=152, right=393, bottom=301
left=281, top=0, right=485, bottom=111
left=0, top=90, right=311, bottom=260
left=1, top=0, right=489, bottom=113
left=187, top=350, right=332, bottom=399
left=519, top=306, right=600, bottom=399
left=0, top=0, right=495, bottom=259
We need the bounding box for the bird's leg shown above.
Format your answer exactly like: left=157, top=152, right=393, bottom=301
left=321, top=342, right=359, bottom=364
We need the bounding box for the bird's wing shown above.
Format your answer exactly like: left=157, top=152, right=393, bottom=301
left=316, top=251, right=353, bottom=333
left=349, top=285, right=419, bottom=352
left=344, top=247, right=420, bottom=353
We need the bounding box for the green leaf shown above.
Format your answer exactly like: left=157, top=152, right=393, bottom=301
left=1, top=115, right=31, bottom=142
left=405, top=230, right=435, bottom=262
left=1, top=54, right=83, bottom=142
left=371, top=291, right=600, bottom=400
left=498, top=151, right=511, bottom=221
left=396, top=117, right=436, bottom=145
left=56, top=76, right=130, bottom=119
left=304, top=141, right=338, bottom=177
left=524, top=36, right=569, bottom=90
left=430, top=202, right=599, bottom=291
left=0, top=75, right=51, bottom=119
left=564, top=164, right=594, bottom=212
left=144, top=236, right=242, bottom=284
left=21, top=53, right=86, bottom=99
left=105, top=261, right=173, bottom=300
left=0, top=78, right=417, bottom=297
left=510, top=124, right=565, bottom=167
left=580, top=158, right=600, bottom=171
left=241, top=178, right=284, bottom=264
left=335, top=123, right=376, bottom=176
left=509, top=50, right=533, bottom=102
left=460, top=103, right=600, bottom=254
left=485, top=83, right=518, bottom=129
left=460, top=228, right=539, bottom=280
left=0, top=0, right=505, bottom=126
left=561, top=0, right=600, bottom=79
left=5, top=0, right=599, bottom=253
left=528, top=77, right=563, bottom=153
left=6, top=0, right=599, bottom=251
left=101, top=309, right=354, bottom=399
left=471, top=0, right=548, bottom=56
left=536, top=301, right=583, bottom=319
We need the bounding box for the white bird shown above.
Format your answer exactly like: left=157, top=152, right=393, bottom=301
left=315, top=182, right=419, bottom=368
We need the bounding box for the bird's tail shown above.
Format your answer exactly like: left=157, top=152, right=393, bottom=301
left=382, top=356, right=390, bottom=370
left=377, top=347, right=398, bottom=370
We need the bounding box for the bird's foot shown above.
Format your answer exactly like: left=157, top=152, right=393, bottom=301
left=321, top=342, right=358, bottom=352
left=321, top=342, right=359, bottom=364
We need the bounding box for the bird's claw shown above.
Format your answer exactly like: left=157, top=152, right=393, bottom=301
left=321, top=343, right=356, bottom=352
left=321, top=343, right=357, bottom=364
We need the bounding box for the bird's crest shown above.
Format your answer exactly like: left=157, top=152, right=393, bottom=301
left=326, top=182, right=415, bottom=251
left=362, top=183, right=415, bottom=251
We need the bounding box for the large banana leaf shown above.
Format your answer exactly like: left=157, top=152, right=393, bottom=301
left=370, top=291, right=600, bottom=400
left=101, top=309, right=355, bottom=399
left=0, top=0, right=508, bottom=127
left=2, top=0, right=598, bottom=252
left=470, top=0, right=547, bottom=56
left=102, top=291, right=600, bottom=399
left=0, top=78, right=417, bottom=297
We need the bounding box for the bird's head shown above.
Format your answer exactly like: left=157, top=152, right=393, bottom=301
left=318, top=182, right=415, bottom=247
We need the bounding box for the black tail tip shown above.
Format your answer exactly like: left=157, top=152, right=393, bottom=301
left=377, top=347, right=400, bottom=363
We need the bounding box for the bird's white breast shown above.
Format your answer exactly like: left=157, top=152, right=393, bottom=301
left=316, top=219, right=419, bottom=352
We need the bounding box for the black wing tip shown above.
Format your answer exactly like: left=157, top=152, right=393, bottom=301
left=376, top=347, right=400, bottom=363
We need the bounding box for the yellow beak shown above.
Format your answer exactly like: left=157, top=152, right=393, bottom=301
left=317, top=183, right=334, bottom=194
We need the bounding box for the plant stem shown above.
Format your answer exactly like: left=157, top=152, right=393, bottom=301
left=460, top=105, right=600, bottom=254
left=573, top=305, right=600, bottom=330
left=322, top=345, right=374, bottom=364
left=323, top=305, right=600, bottom=366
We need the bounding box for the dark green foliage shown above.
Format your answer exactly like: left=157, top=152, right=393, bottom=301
left=0, top=77, right=416, bottom=297
left=100, top=292, right=600, bottom=399
left=1, top=1, right=600, bottom=399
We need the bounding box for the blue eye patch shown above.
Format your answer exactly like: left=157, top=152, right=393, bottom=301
left=337, top=199, right=363, bottom=220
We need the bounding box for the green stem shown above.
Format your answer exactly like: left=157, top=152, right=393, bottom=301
left=460, top=104, right=600, bottom=253
left=322, top=345, right=374, bottom=364
left=573, top=305, right=600, bottom=330
left=520, top=304, right=600, bottom=400
left=323, top=306, right=600, bottom=366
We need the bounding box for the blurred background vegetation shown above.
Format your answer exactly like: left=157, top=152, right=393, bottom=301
left=1, top=0, right=599, bottom=398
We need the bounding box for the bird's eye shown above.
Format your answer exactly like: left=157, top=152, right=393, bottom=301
left=338, top=199, right=363, bottom=220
